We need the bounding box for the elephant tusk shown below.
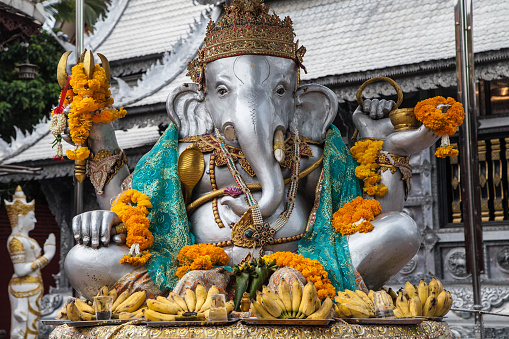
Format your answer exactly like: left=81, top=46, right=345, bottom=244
left=273, top=129, right=285, bottom=164
left=186, top=155, right=324, bottom=214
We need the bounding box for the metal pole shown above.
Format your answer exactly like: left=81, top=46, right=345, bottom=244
left=454, top=0, right=484, bottom=338
left=74, top=0, right=85, bottom=216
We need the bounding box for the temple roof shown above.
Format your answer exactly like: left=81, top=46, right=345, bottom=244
left=1, top=0, right=509, bottom=178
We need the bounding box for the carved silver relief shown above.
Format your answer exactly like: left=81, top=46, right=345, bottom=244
left=446, top=248, right=470, bottom=279
left=399, top=254, right=418, bottom=275
left=495, top=247, right=509, bottom=274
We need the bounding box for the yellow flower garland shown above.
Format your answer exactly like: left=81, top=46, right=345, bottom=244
left=111, top=190, right=153, bottom=265
left=262, top=252, right=336, bottom=300
left=66, top=63, right=126, bottom=160
left=350, top=139, right=388, bottom=197
left=332, top=196, right=382, bottom=235
left=414, top=96, right=465, bottom=158
left=176, top=244, right=229, bottom=279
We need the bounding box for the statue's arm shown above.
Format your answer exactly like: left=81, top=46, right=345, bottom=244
left=87, top=122, right=130, bottom=210
left=8, top=236, right=54, bottom=277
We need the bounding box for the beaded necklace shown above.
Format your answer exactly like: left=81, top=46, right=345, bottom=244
left=214, top=128, right=302, bottom=248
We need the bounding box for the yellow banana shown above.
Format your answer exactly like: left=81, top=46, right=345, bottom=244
left=259, top=291, right=283, bottom=318
left=392, top=308, right=404, bottom=318
left=298, top=281, right=316, bottom=317
left=118, top=309, right=143, bottom=319
left=67, top=301, right=96, bottom=321
left=199, top=285, right=219, bottom=312
left=145, top=309, right=176, bottom=322
left=423, top=292, right=437, bottom=317
left=355, top=290, right=375, bottom=313
left=404, top=281, right=417, bottom=299
left=334, top=303, right=351, bottom=318
left=388, top=288, right=398, bottom=301
left=56, top=307, right=68, bottom=320
left=195, top=284, right=207, bottom=312
left=344, top=289, right=364, bottom=304
left=262, top=286, right=286, bottom=314
left=368, top=290, right=375, bottom=302
left=435, top=290, right=447, bottom=317
left=97, top=285, right=109, bottom=297
left=226, top=300, right=234, bottom=314
left=278, top=279, right=292, bottom=313
left=396, top=292, right=411, bottom=317
left=112, top=290, right=129, bottom=313
left=409, top=296, right=422, bottom=317
left=75, top=297, right=95, bottom=314
left=336, top=302, right=370, bottom=318
left=169, top=292, right=188, bottom=312
left=108, top=289, right=118, bottom=303
left=335, top=293, right=369, bottom=311
left=291, top=280, right=302, bottom=317
left=417, top=280, right=428, bottom=310
left=439, top=291, right=453, bottom=317
left=307, top=297, right=332, bottom=319
left=251, top=300, right=276, bottom=319
left=435, top=278, right=444, bottom=296
left=147, top=298, right=181, bottom=314
left=116, top=291, right=146, bottom=313
left=184, top=288, right=196, bottom=312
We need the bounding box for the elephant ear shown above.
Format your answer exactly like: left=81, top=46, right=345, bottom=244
left=291, top=84, right=338, bottom=143
left=166, top=83, right=213, bottom=138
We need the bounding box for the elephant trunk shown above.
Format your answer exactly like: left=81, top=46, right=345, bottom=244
left=222, top=95, right=285, bottom=219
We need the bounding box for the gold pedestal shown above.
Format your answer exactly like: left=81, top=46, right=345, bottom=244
left=49, top=320, right=452, bottom=339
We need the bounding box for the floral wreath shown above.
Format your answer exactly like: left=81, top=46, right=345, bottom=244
left=110, top=189, right=153, bottom=265
left=350, top=139, right=388, bottom=197
left=176, top=244, right=229, bottom=279
left=50, top=62, right=126, bottom=161
left=332, top=196, right=382, bottom=236
left=414, top=96, right=465, bottom=158
left=262, top=252, right=336, bottom=300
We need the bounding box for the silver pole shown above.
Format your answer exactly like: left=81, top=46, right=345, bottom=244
left=74, top=0, right=85, bottom=216
left=454, top=0, right=484, bottom=338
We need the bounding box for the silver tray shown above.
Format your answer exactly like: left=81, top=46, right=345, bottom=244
left=241, top=318, right=333, bottom=326
left=144, top=319, right=239, bottom=327
left=340, top=318, right=424, bottom=325
left=43, top=318, right=143, bottom=328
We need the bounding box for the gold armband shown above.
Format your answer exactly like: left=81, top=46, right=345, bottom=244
left=87, top=149, right=128, bottom=195
left=30, top=256, right=49, bottom=270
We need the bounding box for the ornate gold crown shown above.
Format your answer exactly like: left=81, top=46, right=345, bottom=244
left=4, top=186, right=35, bottom=228
left=187, top=0, right=306, bottom=88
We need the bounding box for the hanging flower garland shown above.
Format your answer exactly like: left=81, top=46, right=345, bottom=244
left=111, top=189, right=154, bottom=265
left=50, top=62, right=127, bottom=161
left=176, top=244, right=229, bottom=279
left=350, top=139, right=388, bottom=197
left=414, top=96, right=464, bottom=158
left=332, top=196, right=382, bottom=236
left=262, top=252, right=336, bottom=300
left=50, top=78, right=73, bottom=160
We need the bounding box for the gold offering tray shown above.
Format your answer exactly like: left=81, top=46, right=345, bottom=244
left=340, top=318, right=425, bottom=325
left=43, top=319, right=142, bottom=328
left=241, top=318, right=333, bottom=326
left=144, top=319, right=239, bottom=327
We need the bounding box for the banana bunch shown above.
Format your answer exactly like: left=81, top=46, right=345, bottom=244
left=145, top=284, right=234, bottom=322
left=393, top=279, right=453, bottom=318
left=55, top=285, right=147, bottom=321
left=334, top=289, right=376, bottom=318
left=250, top=279, right=333, bottom=319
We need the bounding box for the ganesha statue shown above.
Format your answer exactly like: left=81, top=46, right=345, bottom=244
left=64, top=0, right=440, bottom=300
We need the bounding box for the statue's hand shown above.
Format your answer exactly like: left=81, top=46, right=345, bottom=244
left=72, top=210, right=120, bottom=249
left=43, top=233, right=56, bottom=260
left=352, top=99, right=395, bottom=139
left=383, top=123, right=440, bottom=157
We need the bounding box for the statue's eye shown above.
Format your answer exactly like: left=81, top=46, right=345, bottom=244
left=217, top=87, right=228, bottom=96
left=276, top=86, right=286, bottom=96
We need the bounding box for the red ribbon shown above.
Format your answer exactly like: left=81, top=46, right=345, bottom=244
left=53, top=76, right=71, bottom=115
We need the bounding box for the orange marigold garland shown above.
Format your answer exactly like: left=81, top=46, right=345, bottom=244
left=262, top=252, right=336, bottom=300
left=332, top=196, right=382, bottom=236
left=350, top=139, right=388, bottom=197
left=176, top=244, right=229, bottom=279
left=414, top=96, right=464, bottom=158
left=111, top=189, right=153, bottom=265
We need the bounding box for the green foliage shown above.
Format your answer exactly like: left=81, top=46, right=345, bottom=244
left=0, top=30, right=64, bottom=142
left=44, top=0, right=111, bottom=29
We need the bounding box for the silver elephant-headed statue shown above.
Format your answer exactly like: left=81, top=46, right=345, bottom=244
left=64, top=0, right=440, bottom=300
